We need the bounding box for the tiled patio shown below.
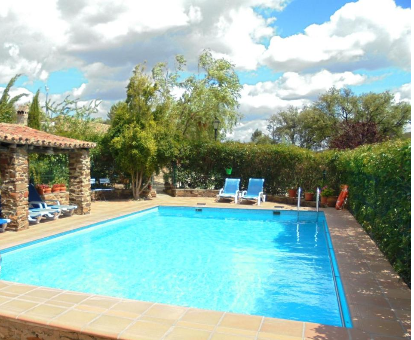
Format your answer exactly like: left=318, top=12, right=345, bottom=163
left=0, top=195, right=410, bottom=340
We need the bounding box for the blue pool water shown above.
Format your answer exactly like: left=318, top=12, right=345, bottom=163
left=0, top=207, right=348, bottom=326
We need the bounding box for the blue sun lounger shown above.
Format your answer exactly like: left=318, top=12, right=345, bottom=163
left=216, top=178, right=241, bottom=204
left=29, top=184, right=77, bottom=216
left=240, top=178, right=266, bottom=206
left=0, top=218, right=11, bottom=233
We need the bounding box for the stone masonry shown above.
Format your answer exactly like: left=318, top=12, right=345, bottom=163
left=69, top=149, right=91, bottom=214
left=0, top=147, right=29, bottom=231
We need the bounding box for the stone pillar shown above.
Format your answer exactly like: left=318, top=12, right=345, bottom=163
left=0, top=147, right=29, bottom=231
left=69, top=149, right=91, bottom=214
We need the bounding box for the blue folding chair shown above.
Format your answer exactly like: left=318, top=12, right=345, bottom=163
left=240, top=178, right=266, bottom=205
left=216, top=178, right=241, bottom=204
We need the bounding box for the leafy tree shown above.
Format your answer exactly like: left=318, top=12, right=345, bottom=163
left=329, top=121, right=381, bottom=149
left=0, top=74, right=28, bottom=123
left=267, top=88, right=411, bottom=150
left=267, top=106, right=302, bottom=145
left=152, top=51, right=243, bottom=141
left=106, top=64, right=176, bottom=199
left=28, top=89, right=42, bottom=129
left=44, top=95, right=104, bottom=141
left=250, top=129, right=272, bottom=144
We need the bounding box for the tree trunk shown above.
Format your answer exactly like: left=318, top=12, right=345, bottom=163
left=130, top=171, right=151, bottom=199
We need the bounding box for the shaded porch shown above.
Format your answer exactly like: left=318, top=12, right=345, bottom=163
left=0, top=123, right=95, bottom=231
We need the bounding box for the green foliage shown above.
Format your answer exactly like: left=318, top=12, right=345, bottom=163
left=250, top=129, right=272, bottom=144
left=176, top=139, right=411, bottom=285
left=0, top=74, right=28, bottom=123
left=28, top=89, right=42, bottom=129
left=152, top=50, right=243, bottom=141
left=175, top=141, right=320, bottom=194
left=106, top=64, right=177, bottom=199
left=334, top=140, right=411, bottom=285
left=29, top=154, right=69, bottom=186
left=44, top=95, right=104, bottom=142
left=266, top=87, right=411, bottom=150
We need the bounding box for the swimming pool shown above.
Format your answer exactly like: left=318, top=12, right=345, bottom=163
left=0, top=206, right=350, bottom=327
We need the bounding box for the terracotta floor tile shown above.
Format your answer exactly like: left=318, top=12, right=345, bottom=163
left=164, top=326, right=211, bottom=340
left=0, top=284, right=36, bottom=295
left=50, top=292, right=89, bottom=304
left=0, top=299, right=38, bottom=316
left=22, top=288, right=62, bottom=300
left=144, top=303, right=187, bottom=320
left=258, top=334, right=302, bottom=340
left=82, top=314, right=133, bottom=338
left=120, top=320, right=171, bottom=339
left=219, top=313, right=262, bottom=332
left=353, top=303, right=398, bottom=320
left=49, top=309, right=100, bottom=331
left=354, top=318, right=406, bottom=337
left=304, top=322, right=349, bottom=340
left=17, top=303, right=66, bottom=322
left=80, top=296, right=119, bottom=309
left=211, top=333, right=255, bottom=340
left=176, top=320, right=216, bottom=331
left=139, top=315, right=177, bottom=326
left=260, top=318, right=303, bottom=338
left=111, top=300, right=153, bottom=314
left=387, top=297, right=411, bottom=311
left=181, top=308, right=224, bottom=325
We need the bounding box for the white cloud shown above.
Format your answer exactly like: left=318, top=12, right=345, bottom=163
left=392, top=83, right=411, bottom=104
left=262, top=0, right=411, bottom=72
left=226, top=119, right=269, bottom=142
left=240, top=69, right=367, bottom=120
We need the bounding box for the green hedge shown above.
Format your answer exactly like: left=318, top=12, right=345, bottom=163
left=175, top=140, right=411, bottom=285
left=175, top=142, right=324, bottom=194
left=334, top=140, right=411, bottom=285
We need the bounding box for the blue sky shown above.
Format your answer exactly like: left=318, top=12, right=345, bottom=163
left=0, top=0, right=411, bottom=141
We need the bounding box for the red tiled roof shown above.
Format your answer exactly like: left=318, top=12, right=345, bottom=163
left=0, top=123, right=96, bottom=149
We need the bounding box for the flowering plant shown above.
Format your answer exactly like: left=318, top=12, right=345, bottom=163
left=320, top=186, right=335, bottom=197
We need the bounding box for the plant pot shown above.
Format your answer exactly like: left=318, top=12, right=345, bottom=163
left=327, top=196, right=338, bottom=207
left=305, top=192, right=314, bottom=201
left=288, top=189, right=297, bottom=198
left=321, top=196, right=328, bottom=205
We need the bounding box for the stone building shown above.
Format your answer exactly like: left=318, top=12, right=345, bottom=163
left=0, top=123, right=95, bottom=231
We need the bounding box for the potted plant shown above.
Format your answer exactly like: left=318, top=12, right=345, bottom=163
left=288, top=188, right=297, bottom=198
left=320, top=186, right=335, bottom=205
left=60, top=183, right=67, bottom=192
left=52, top=184, right=60, bottom=193
left=304, top=190, right=315, bottom=201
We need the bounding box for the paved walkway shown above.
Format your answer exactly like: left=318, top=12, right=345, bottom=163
left=0, top=195, right=410, bottom=340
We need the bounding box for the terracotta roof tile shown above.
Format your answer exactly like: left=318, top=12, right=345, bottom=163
left=0, top=123, right=96, bottom=149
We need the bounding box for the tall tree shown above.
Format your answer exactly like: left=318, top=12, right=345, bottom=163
left=107, top=64, right=176, bottom=199
left=152, top=51, right=243, bottom=141
left=250, top=129, right=272, bottom=144
left=0, top=74, right=28, bottom=123
left=28, top=89, right=42, bottom=129
left=267, top=88, right=411, bottom=150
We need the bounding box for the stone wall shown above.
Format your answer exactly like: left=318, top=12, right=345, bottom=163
left=0, top=147, right=29, bottom=231
left=68, top=150, right=91, bottom=214
left=41, top=191, right=69, bottom=205
left=166, top=188, right=219, bottom=197
left=0, top=316, right=109, bottom=340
